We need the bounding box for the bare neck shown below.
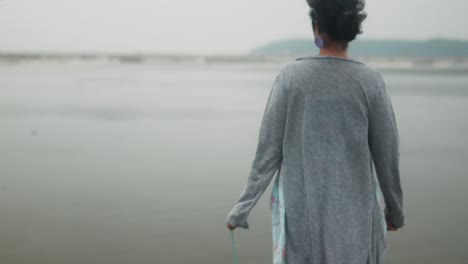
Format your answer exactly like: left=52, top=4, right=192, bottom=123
left=318, top=44, right=349, bottom=59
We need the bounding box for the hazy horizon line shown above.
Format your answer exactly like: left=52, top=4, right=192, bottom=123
left=0, top=37, right=467, bottom=57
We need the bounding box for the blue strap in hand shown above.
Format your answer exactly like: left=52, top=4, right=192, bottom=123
left=230, top=229, right=239, bottom=264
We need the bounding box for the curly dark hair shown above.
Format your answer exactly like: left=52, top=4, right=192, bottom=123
left=307, top=0, right=367, bottom=43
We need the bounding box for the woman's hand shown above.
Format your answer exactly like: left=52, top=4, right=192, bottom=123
left=227, top=223, right=237, bottom=230
left=386, top=221, right=398, bottom=231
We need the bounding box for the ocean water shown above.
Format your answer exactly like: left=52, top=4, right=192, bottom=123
left=0, top=60, right=467, bottom=264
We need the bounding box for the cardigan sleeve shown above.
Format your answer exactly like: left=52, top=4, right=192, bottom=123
left=368, top=73, right=405, bottom=228
left=226, top=73, right=288, bottom=229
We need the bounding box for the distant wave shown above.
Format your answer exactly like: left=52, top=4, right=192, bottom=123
left=1, top=53, right=468, bottom=71
left=0, top=53, right=287, bottom=65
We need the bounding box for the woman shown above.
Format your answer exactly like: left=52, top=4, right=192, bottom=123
left=225, top=0, right=405, bottom=263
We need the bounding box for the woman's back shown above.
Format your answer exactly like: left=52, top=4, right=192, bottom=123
left=278, top=55, right=401, bottom=264
left=226, top=55, right=404, bottom=264
left=282, top=55, right=377, bottom=170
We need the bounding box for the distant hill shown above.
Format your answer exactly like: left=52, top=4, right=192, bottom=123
left=250, top=38, right=468, bottom=57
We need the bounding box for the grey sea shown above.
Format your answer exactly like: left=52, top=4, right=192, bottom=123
left=1, top=58, right=467, bottom=264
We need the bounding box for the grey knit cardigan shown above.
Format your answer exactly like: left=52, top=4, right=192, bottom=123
left=226, top=55, right=405, bottom=264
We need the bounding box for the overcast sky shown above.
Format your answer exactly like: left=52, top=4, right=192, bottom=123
left=0, top=0, right=466, bottom=54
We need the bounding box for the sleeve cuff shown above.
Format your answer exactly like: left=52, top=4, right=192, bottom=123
left=226, top=216, right=250, bottom=229
left=385, top=207, right=405, bottom=228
